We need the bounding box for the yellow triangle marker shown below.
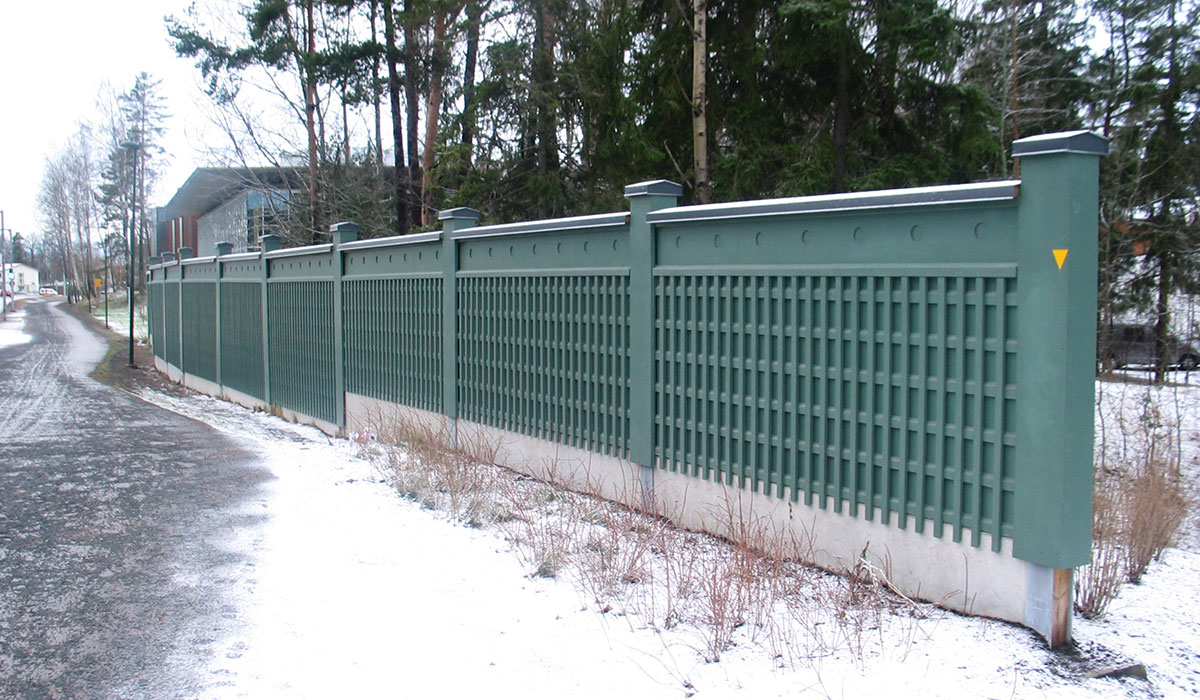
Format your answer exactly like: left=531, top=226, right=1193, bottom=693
left=1053, top=249, right=1069, bottom=269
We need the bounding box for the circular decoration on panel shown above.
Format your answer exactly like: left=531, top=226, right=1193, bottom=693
left=974, top=222, right=986, bottom=239
left=852, top=227, right=864, bottom=242
left=583, top=240, right=590, bottom=252
left=801, top=229, right=811, bottom=244
left=755, top=232, right=763, bottom=246
left=910, top=225, right=922, bottom=242
left=713, top=234, right=721, bottom=248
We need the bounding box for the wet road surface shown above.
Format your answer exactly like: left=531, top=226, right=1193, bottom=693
left=0, top=301, right=272, bottom=698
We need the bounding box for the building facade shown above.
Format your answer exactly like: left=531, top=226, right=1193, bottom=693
left=160, top=168, right=298, bottom=257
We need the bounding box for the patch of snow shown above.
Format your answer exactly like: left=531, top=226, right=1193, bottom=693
left=0, top=307, right=31, bottom=348
left=133, top=385, right=1200, bottom=699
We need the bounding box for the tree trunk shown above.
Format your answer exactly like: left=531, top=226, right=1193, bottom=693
left=532, top=0, right=559, bottom=218
left=421, top=12, right=450, bottom=227
left=461, top=1, right=480, bottom=170
left=343, top=91, right=352, bottom=165
left=832, top=28, right=849, bottom=193
left=381, top=0, right=409, bottom=234
left=1008, top=0, right=1020, bottom=178
left=370, top=0, right=384, bottom=166
left=403, top=0, right=422, bottom=229
left=304, top=0, right=322, bottom=236
left=691, top=0, right=710, bottom=203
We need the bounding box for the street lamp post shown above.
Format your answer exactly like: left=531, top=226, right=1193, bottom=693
left=1, top=210, right=8, bottom=318
left=123, top=140, right=140, bottom=367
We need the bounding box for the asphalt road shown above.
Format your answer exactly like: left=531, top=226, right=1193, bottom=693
left=0, top=300, right=273, bottom=698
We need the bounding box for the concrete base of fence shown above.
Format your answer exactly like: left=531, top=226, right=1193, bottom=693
left=180, top=372, right=222, bottom=399
left=156, top=357, right=184, bottom=384
left=221, top=385, right=270, bottom=415
left=649, top=468, right=1069, bottom=642
left=343, top=393, right=1067, bottom=642
left=155, top=359, right=341, bottom=437
left=345, top=393, right=647, bottom=509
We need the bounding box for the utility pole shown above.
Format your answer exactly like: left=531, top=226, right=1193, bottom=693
left=123, top=140, right=140, bottom=367
left=1, top=210, right=8, bottom=318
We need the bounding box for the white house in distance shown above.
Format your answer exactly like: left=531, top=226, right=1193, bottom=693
left=6, top=262, right=40, bottom=293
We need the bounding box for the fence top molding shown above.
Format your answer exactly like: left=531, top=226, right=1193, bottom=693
left=219, top=252, right=262, bottom=262
left=340, top=231, right=441, bottom=251
left=452, top=211, right=631, bottom=240
left=264, top=243, right=334, bottom=259
left=647, top=180, right=1020, bottom=225
left=180, top=255, right=218, bottom=266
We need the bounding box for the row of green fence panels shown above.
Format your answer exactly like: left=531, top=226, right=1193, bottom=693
left=457, top=273, right=632, bottom=458
left=220, top=281, right=266, bottom=400
left=181, top=282, right=218, bottom=383
left=267, top=280, right=338, bottom=425
left=344, top=276, right=443, bottom=413
left=653, top=271, right=1017, bottom=550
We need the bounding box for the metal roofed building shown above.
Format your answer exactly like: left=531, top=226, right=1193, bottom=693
left=160, top=167, right=302, bottom=257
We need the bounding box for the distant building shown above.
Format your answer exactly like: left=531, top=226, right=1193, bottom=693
left=160, top=167, right=301, bottom=257
left=7, top=262, right=40, bottom=293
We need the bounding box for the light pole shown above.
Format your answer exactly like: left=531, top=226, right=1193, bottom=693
left=1, top=210, right=8, bottom=318
left=103, top=232, right=110, bottom=329
left=123, top=140, right=140, bottom=367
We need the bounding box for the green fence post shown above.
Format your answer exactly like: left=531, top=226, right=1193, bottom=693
left=215, top=242, right=232, bottom=389
left=178, top=247, right=194, bottom=374
left=260, top=234, right=282, bottom=406
left=1011, top=130, right=1107, bottom=646
left=440, top=208, right=481, bottom=441
left=330, top=222, right=359, bottom=430
left=625, top=181, right=682, bottom=494
left=162, top=252, right=175, bottom=370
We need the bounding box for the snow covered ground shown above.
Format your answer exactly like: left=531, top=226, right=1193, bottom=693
left=0, top=305, right=31, bottom=349
left=133, top=371, right=1200, bottom=700
left=87, top=293, right=148, bottom=341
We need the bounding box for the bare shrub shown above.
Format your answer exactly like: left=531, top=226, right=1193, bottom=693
left=1077, top=383, right=1191, bottom=617
left=359, top=409, right=932, bottom=669
left=1075, top=479, right=1125, bottom=618
left=1123, top=452, right=1187, bottom=583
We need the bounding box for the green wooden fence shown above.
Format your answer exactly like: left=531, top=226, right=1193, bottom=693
left=147, top=131, right=1105, bottom=571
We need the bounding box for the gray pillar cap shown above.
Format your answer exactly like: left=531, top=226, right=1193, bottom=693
left=439, top=207, right=481, bottom=221
left=1013, top=130, right=1109, bottom=157
left=625, top=180, right=683, bottom=198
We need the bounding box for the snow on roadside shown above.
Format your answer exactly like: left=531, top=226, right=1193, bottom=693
left=135, top=388, right=1198, bottom=699
left=0, top=306, right=31, bottom=348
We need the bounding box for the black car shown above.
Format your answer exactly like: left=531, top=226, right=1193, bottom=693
left=1099, top=323, right=1200, bottom=370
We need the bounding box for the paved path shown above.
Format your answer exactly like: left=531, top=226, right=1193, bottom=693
left=0, top=301, right=272, bottom=698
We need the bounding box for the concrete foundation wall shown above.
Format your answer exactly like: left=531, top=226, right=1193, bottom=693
left=342, top=391, right=1058, bottom=640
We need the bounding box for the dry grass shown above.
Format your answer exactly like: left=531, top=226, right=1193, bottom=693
left=1076, top=384, right=1191, bottom=618
left=358, top=412, right=934, bottom=668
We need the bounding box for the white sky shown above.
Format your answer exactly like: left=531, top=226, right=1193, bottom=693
left=0, top=0, right=219, bottom=243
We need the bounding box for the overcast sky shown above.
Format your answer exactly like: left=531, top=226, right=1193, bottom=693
left=0, top=0, right=218, bottom=243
